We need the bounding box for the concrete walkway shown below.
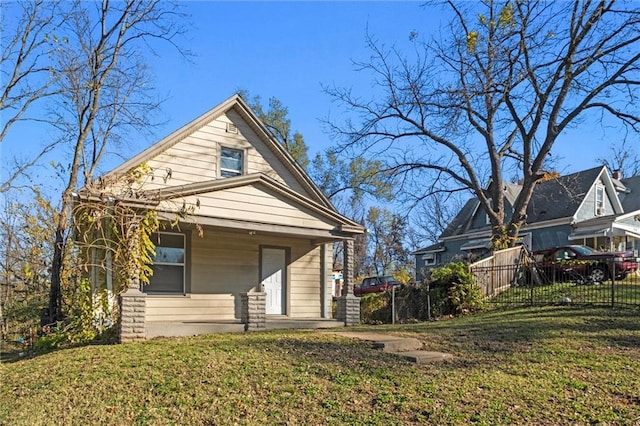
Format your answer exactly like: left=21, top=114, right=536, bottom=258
left=329, top=331, right=453, bottom=364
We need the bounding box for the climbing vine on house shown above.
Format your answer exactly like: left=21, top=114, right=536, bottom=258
left=37, top=164, right=199, bottom=350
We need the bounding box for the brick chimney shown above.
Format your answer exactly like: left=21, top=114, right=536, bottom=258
left=612, top=169, right=622, bottom=180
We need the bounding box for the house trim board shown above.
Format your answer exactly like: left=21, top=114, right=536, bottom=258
left=440, top=216, right=573, bottom=243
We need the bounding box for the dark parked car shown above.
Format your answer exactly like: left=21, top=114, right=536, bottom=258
left=532, top=245, right=639, bottom=282
left=354, top=276, right=402, bottom=296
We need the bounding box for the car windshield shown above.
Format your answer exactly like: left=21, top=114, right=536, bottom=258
left=572, top=246, right=596, bottom=255
left=380, top=276, right=400, bottom=284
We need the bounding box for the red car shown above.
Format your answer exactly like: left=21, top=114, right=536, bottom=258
left=354, top=276, right=402, bottom=296
left=533, top=245, right=639, bottom=282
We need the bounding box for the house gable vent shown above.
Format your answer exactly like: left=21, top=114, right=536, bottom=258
left=226, top=122, right=238, bottom=134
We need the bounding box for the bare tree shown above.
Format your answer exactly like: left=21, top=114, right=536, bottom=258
left=410, top=192, right=466, bottom=247
left=327, top=0, right=640, bottom=248
left=0, top=0, right=63, bottom=192
left=46, top=0, right=187, bottom=323
left=597, top=138, right=640, bottom=178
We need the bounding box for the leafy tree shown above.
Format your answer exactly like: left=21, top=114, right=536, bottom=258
left=365, top=207, right=410, bottom=277
left=327, top=0, right=640, bottom=249
left=310, top=150, right=393, bottom=212
left=0, top=192, right=55, bottom=342
left=239, top=90, right=310, bottom=169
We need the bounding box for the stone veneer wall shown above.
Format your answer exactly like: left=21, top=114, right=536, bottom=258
left=336, top=239, right=360, bottom=326
left=119, top=288, right=146, bottom=343
left=241, top=292, right=266, bottom=331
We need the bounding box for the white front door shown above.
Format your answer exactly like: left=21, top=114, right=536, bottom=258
left=261, top=248, right=286, bottom=315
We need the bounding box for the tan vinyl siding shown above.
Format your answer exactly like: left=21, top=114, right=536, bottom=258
left=289, top=245, right=321, bottom=317
left=132, top=109, right=310, bottom=197
left=145, top=229, right=326, bottom=322
left=145, top=294, right=237, bottom=322
left=157, top=184, right=335, bottom=231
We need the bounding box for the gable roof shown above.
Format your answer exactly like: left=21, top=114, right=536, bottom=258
left=440, top=166, right=617, bottom=239
left=412, top=241, right=446, bottom=255
left=103, top=94, right=333, bottom=209
left=619, top=175, right=640, bottom=211
left=440, top=198, right=479, bottom=238
left=526, top=166, right=604, bottom=223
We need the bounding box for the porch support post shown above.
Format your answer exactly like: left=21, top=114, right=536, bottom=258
left=337, top=239, right=360, bottom=326
left=320, top=243, right=329, bottom=319
left=118, top=231, right=146, bottom=343
left=241, top=291, right=266, bottom=331
left=118, top=271, right=146, bottom=343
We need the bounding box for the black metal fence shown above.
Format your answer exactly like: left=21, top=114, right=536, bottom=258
left=474, top=262, right=640, bottom=307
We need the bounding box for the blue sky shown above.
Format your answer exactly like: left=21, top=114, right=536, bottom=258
left=1, top=1, right=620, bottom=196
left=150, top=1, right=439, bottom=155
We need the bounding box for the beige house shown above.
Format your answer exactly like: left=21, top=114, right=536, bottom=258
left=85, top=95, right=363, bottom=342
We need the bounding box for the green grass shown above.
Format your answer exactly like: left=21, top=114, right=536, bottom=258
left=490, top=280, right=640, bottom=306
left=2, top=306, right=640, bottom=425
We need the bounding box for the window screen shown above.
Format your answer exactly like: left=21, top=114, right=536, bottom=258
left=145, top=233, right=185, bottom=294
left=220, top=147, right=243, bottom=177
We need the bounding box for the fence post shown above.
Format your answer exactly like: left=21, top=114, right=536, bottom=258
left=426, top=281, right=431, bottom=321
left=611, top=261, right=615, bottom=308
left=391, top=286, right=395, bottom=324
left=530, top=275, right=534, bottom=306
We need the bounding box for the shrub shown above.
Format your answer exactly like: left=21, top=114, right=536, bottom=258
left=429, top=262, right=484, bottom=315
left=359, top=293, right=390, bottom=324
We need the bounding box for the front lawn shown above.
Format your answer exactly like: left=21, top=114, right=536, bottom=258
left=2, top=306, right=639, bottom=425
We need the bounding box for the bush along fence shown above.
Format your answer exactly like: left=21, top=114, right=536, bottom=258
left=361, top=246, right=640, bottom=324
left=360, top=262, right=484, bottom=324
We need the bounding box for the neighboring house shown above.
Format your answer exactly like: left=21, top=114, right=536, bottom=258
left=415, top=166, right=640, bottom=281
left=80, top=95, right=364, bottom=342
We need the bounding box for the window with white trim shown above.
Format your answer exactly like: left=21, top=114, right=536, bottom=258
left=595, top=185, right=605, bottom=216
left=220, top=146, right=243, bottom=177
left=145, top=232, right=185, bottom=294
left=422, top=253, right=436, bottom=266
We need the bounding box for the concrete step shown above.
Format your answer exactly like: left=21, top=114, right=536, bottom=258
left=372, top=337, right=423, bottom=353
left=392, top=350, right=453, bottom=364
left=328, top=331, right=453, bottom=364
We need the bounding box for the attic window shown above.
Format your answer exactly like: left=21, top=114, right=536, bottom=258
left=485, top=198, right=492, bottom=225
left=220, top=146, right=243, bottom=177
left=226, top=122, right=238, bottom=134
left=595, top=185, right=605, bottom=216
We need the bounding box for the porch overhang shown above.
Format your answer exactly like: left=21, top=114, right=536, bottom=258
left=460, top=238, right=492, bottom=250
left=157, top=211, right=357, bottom=242
left=569, top=224, right=640, bottom=240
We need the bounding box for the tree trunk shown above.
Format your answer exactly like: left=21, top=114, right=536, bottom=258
left=47, top=226, right=66, bottom=324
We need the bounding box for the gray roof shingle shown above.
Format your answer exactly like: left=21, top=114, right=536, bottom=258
left=439, top=166, right=605, bottom=239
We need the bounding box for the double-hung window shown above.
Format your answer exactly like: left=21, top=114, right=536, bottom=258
left=145, top=232, right=185, bottom=294
left=220, top=147, right=243, bottom=177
